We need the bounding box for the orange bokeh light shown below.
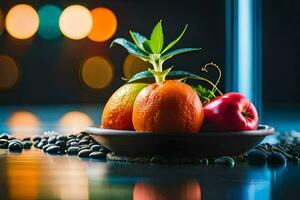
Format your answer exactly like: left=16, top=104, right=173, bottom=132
left=81, top=56, right=114, bottom=89
left=5, top=4, right=39, bottom=39
left=88, top=7, right=118, bottom=42
left=59, top=5, right=92, bottom=40
left=7, top=111, right=40, bottom=136
left=59, top=111, right=94, bottom=135
left=0, top=55, right=19, bottom=90
left=7, top=111, right=40, bottom=128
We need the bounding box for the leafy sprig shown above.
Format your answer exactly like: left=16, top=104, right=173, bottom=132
left=110, top=20, right=201, bottom=83
left=193, top=85, right=216, bottom=105
left=124, top=62, right=224, bottom=105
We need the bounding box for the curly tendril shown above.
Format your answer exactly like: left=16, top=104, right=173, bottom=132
left=201, top=62, right=223, bottom=95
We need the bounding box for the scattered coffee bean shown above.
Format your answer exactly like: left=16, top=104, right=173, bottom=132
left=33, top=136, right=42, bottom=142
left=48, top=136, right=57, bottom=144
left=68, top=142, right=78, bottom=147
left=89, top=152, right=106, bottom=159
left=77, top=133, right=86, bottom=140
left=215, top=156, right=235, bottom=166
left=33, top=140, right=40, bottom=147
left=9, top=140, right=23, bottom=146
left=22, top=137, right=31, bottom=141
left=0, top=134, right=9, bottom=140
left=42, top=144, right=53, bottom=152
left=78, top=140, right=89, bottom=145
left=267, top=152, right=287, bottom=166
left=67, top=147, right=80, bottom=155
left=57, top=135, right=67, bottom=141
left=79, top=145, right=90, bottom=151
left=82, top=136, right=91, bottom=141
left=100, top=147, right=110, bottom=154
left=37, top=141, right=46, bottom=149
left=55, top=140, right=66, bottom=148
left=22, top=141, right=33, bottom=149
left=200, top=158, right=209, bottom=165
left=89, top=143, right=97, bottom=148
left=78, top=149, right=93, bottom=158
left=8, top=136, right=16, bottom=140
left=68, top=134, right=76, bottom=139
left=247, top=150, right=267, bottom=165
left=8, top=142, right=23, bottom=152
left=67, top=138, right=79, bottom=144
left=46, top=146, right=64, bottom=154
left=0, top=139, right=9, bottom=149
left=90, top=145, right=102, bottom=151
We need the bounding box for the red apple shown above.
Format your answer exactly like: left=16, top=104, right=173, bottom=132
left=202, top=92, right=259, bottom=131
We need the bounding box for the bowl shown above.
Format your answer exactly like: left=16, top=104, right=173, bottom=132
left=86, top=125, right=274, bottom=157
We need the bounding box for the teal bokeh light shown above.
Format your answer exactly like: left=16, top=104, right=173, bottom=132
left=38, top=5, right=62, bottom=40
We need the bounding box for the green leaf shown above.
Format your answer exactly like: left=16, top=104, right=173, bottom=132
left=110, top=38, right=148, bottom=58
left=127, top=70, right=201, bottom=83
left=161, top=24, right=188, bottom=54
left=143, top=40, right=152, bottom=53
left=127, top=70, right=154, bottom=83
left=193, top=85, right=216, bottom=105
left=149, top=20, right=164, bottom=53
left=130, top=31, right=150, bottom=53
left=161, top=48, right=201, bottom=61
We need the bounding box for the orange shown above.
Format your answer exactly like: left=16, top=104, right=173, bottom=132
left=102, top=83, right=148, bottom=130
left=132, top=80, right=204, bottom=133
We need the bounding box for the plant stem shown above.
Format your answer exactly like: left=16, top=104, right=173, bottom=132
left=150, top=59, right=165, bottom=83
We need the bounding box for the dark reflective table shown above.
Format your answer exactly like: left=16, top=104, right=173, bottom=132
left=0, top=104, right=299, bottom=200
left=1, top=149, right=300, bottom=200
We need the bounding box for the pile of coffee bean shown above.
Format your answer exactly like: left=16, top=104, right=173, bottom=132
left=0, top=134, right=33, bottom=152
left=0, top=132, right=110, bottom=160
left=2, top=130, right=300, bottom=166
left=245, top=131, right=300, bottom=166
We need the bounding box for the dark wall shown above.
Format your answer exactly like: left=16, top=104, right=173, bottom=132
left=263, top=0, right=300, bottom=105
left=0, top=0, right=225, bottom=104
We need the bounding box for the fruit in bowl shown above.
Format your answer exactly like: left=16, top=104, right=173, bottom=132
left=203, top=92, right=259, bottom=131
left=133, top=80, right=204, bottom=132
left=101, top=20, right=259, bottom=133
left=102, top=83, right=148, bottom=130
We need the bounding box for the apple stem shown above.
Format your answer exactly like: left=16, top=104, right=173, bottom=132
left=201, top=62, right=222, bottom=94
left=242, top=103, right=252, bottom=118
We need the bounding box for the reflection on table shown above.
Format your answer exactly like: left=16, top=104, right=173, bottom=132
left=1, top=147, right=299, bottom=200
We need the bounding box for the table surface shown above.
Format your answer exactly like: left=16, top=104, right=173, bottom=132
left=0, top=104, right=299, bottom=200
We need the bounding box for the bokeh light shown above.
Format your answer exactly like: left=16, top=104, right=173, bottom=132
left=38, top=4, right=62, bottom=40
left=5, top=4, right=39, bottom=39
left=0, top=9, right=4, bottom=35
left=7, top=111, right=40, bottom=136
left=59, top=111, right=94, bottom=135
left=88, top=7, right=118, bottom=42
left=0, top=55, right=19, bottom=90
left=59, top=5, right=92, bottom=40
left=123, top=54, right=151, bottom=79
left=81, top=56, right=114, bottom=89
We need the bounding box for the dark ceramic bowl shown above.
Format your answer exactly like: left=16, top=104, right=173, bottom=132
left=87, top=125, right=274, bottom=157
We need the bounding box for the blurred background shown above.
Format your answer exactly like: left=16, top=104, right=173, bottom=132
left=0, top=0, right=299, bottom=134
